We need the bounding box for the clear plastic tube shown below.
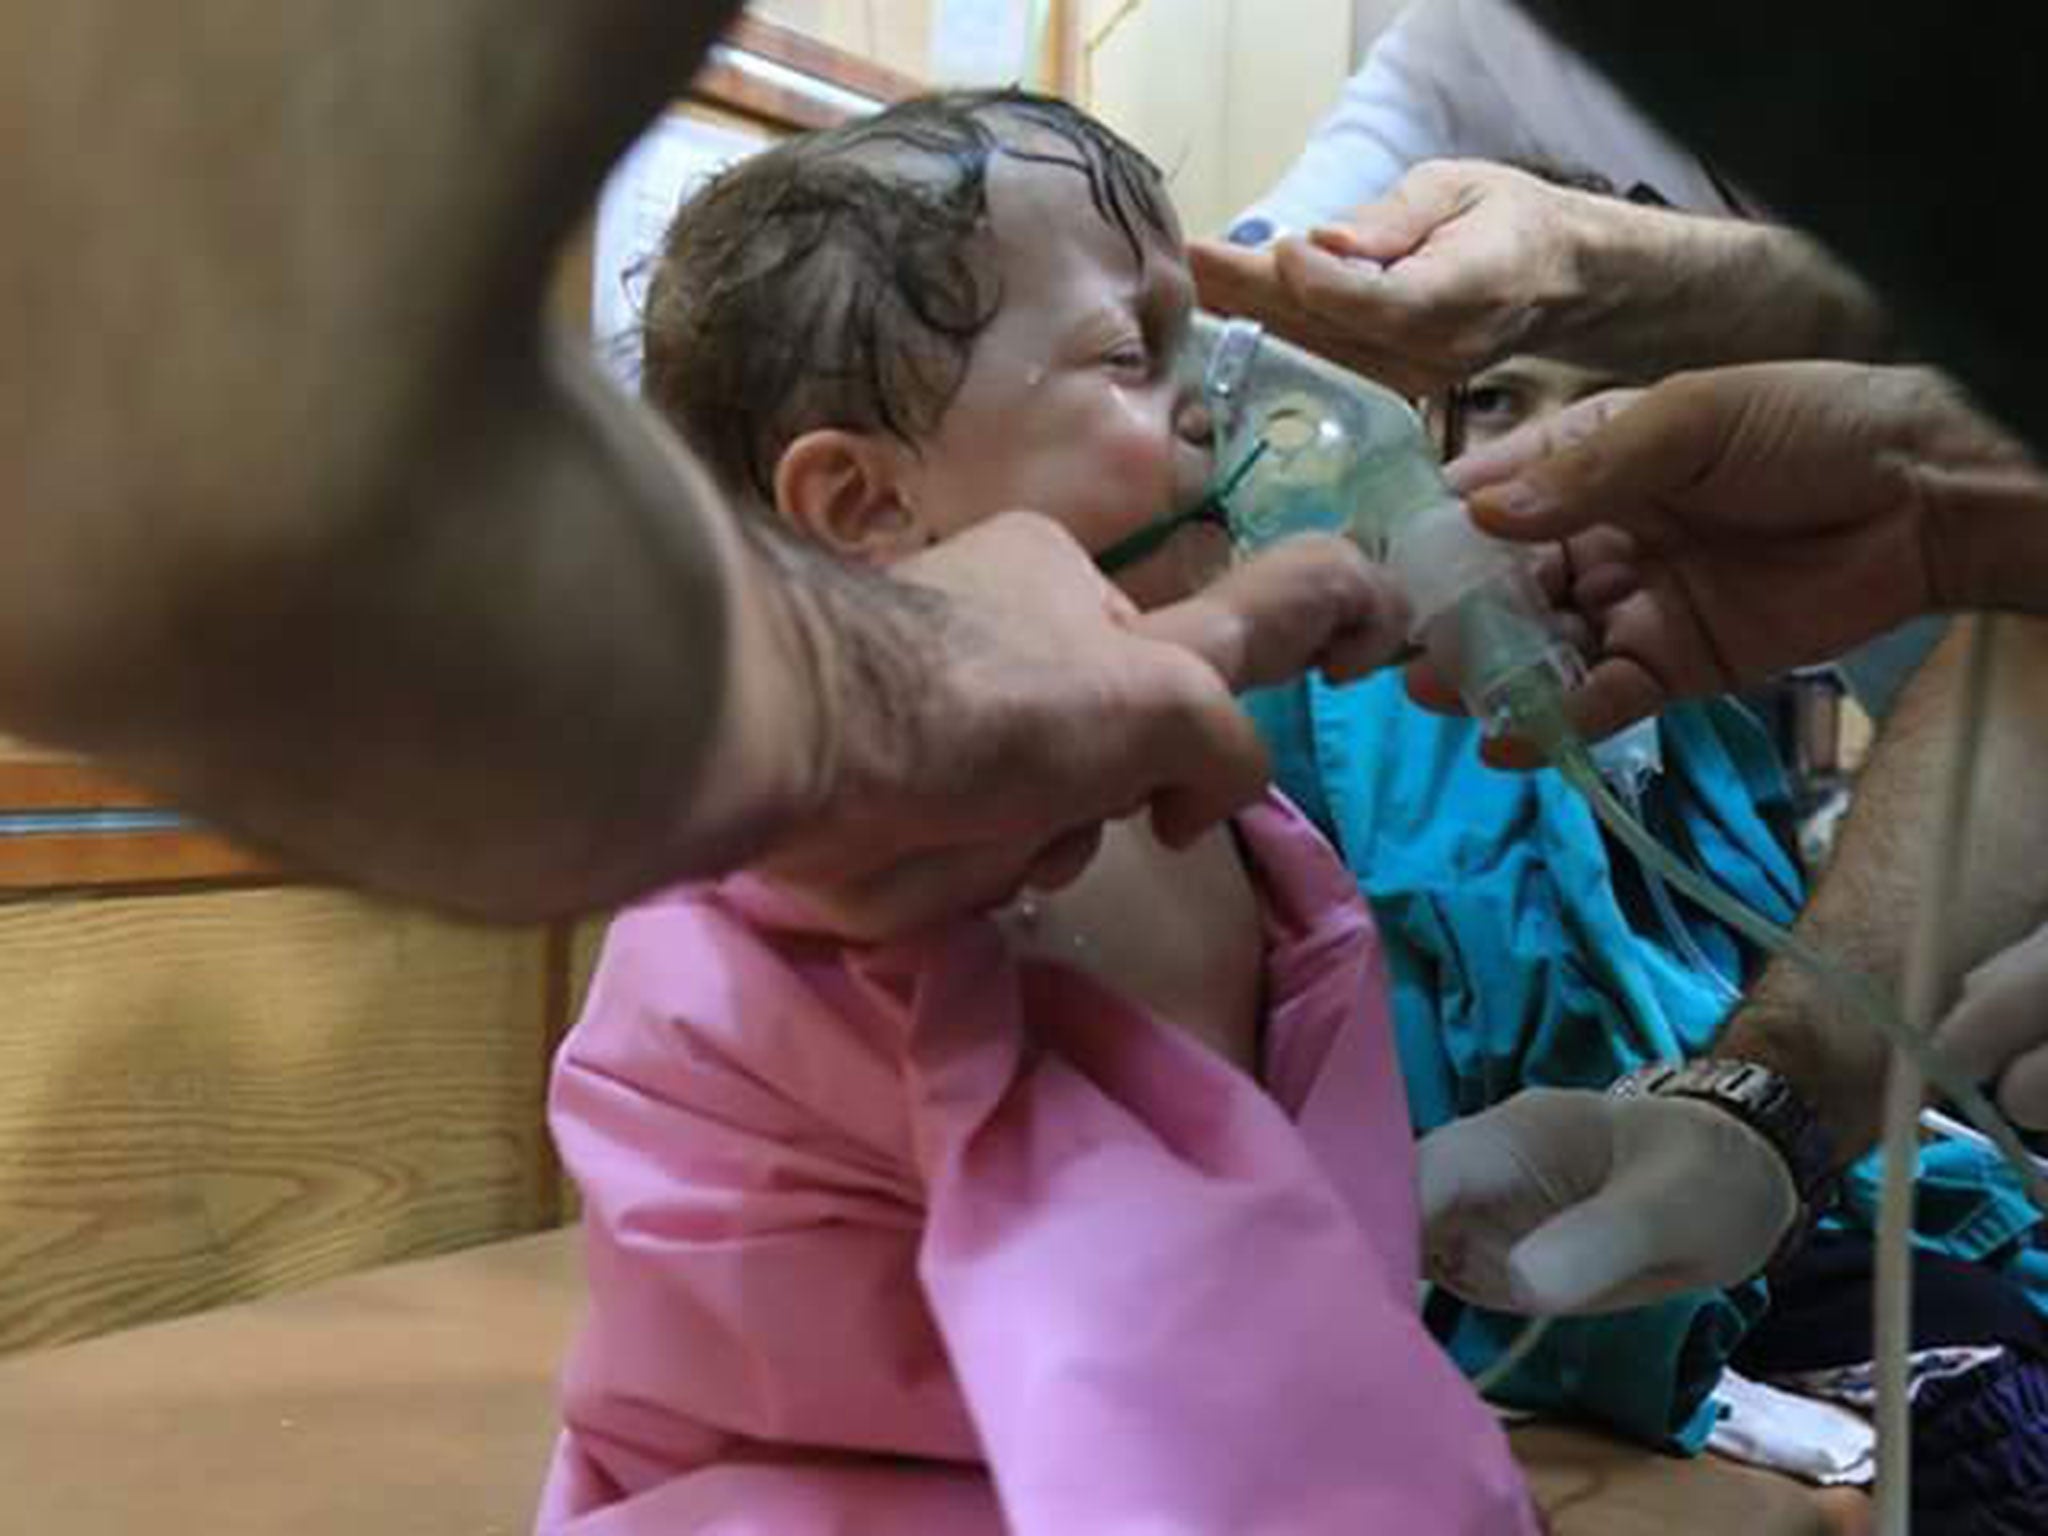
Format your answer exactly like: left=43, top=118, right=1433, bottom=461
left=1471, top=614, right=2026, bottom=1536
left=1869, top=615, right=1996, bottom=1536
left=1487, top=665, right=2048, bottom=1215
left=1470, top=1314, right=1551, bottom=1400
left=1617, top=778, right=1743, bottom=1005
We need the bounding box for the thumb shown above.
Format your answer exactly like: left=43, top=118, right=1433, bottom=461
left=1312, top=169, right=1461, bottom=265
left=1504, top=1177, right=1680, bottom=1315
left=1132, top=537, right=1411, bottom=692
left=1511, top=1099, right=1796, bottom=1313
left=1938, top=927, right=2048, bottom=1085
left=1448, top=386, right=1679, bottom=543
left=1417, top=1112, right=1526, bottom=1228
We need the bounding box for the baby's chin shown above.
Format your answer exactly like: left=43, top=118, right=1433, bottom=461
left=1112, top=518, right=1236, bottom=611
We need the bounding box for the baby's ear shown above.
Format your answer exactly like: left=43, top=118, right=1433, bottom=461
left=774, top=430, right=929, bottom=564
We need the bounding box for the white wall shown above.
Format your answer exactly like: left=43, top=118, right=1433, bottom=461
left=1218, top=0, right=1359, bottom=225
left=1351, top=0, right=1407, bottom=64
left=1078, top=0, right=1358, bottom=236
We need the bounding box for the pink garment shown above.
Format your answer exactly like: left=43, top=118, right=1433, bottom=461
left=539, top=795, right=1535, bottom=1535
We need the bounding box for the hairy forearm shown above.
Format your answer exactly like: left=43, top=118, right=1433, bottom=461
left=60, top=339, right=965, bottom=919
left=1721, top=618, right=2048, bottom=1154
left=1551, top=197, right=1890, bottom=378
left=68, top=349, right=774, bottom=916
left=1, top=1, right=745, bottom=598
left=0, top=1, right=782, bottom=913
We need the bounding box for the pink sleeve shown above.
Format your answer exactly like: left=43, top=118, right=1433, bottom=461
left=907, top=963, right=1540, bottom=1536
left=545, top=1458, right=1000, bottom=1536
left=541, top=877, right=1537, bottom=1536
left=537, top=902, right=997, bottom=1534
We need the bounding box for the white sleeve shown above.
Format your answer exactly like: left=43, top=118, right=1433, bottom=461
left=1229, top=0, right=1544, bottom=242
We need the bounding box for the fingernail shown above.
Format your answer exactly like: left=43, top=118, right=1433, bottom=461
left=1476, top=480, right=1555, bottom=521
left=1308, top=229, right=1384, bottom=273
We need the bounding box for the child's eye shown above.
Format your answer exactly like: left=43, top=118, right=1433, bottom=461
left=1103, top=341, right=1151, bottom=375
left=1464, top=384, right=1526, bottom=425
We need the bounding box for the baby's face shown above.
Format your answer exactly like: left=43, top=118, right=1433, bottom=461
left=907, top=152, right=1223, bottom=609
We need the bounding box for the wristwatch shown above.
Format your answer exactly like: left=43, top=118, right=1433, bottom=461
left=1610, top=1058, right=1840, bottom=1270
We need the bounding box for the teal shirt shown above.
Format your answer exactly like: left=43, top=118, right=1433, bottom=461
left=1249, top=668, right=2048, bottom=1447
left=1828, top=1137, right=2046, bottom=1298
left=1246, top=671, right=1798, bottom=1450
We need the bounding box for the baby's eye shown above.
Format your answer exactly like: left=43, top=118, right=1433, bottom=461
left=1102, top=340, right=1152, bottom=375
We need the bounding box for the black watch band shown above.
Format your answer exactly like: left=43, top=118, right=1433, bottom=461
left=1610, top=1058, right=1840, bottom=1270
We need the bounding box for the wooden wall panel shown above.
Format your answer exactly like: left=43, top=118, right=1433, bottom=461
left=0, top=889, right=559, bottom=1355
left=552, top=916, right=613, bottom=1224
left=0, top=740, right=274, bottom=892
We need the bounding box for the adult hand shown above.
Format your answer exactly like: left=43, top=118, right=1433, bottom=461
left=1193, top=160, right=1587, bottom=398
left=1410, top=362, right=2039, bottom=762
left=1939, top=920, right=2048, bottom=1130
left=1131, top=531, right=1414, bottom=690
left=754, top=517, right=1411, bottom=938
left=1192, top=160, right=1889, bottom=403
left=1418, top=1087, right=1797, bottom=1315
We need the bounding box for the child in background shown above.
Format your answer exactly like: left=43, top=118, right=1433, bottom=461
left=537, top=90, right=1536, bottom=1535
left=1274, top=173, right=2042, bottom=1532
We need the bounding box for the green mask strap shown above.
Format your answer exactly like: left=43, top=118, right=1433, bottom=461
left=1094, top=440, right=1269, bottom=575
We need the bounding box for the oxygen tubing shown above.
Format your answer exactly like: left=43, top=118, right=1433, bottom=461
left=1472, top=634, right=2022, bottom=1525
left=1480, top=663, right=2048, bottom=1217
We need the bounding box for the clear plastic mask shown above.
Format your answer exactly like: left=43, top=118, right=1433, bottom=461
left=1179, top=312, right=1459, bottom=561
left=1178, top=312, right=1580, bottom=729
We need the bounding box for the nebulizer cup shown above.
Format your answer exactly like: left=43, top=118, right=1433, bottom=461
left=1181, top=311, right=1582, bottom=736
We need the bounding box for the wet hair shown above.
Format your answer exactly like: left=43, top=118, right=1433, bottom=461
left=640, top=89, right=1173, bottom=504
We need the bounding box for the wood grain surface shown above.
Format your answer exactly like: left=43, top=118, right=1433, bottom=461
left=0, top=887, right=568, bottom=1354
